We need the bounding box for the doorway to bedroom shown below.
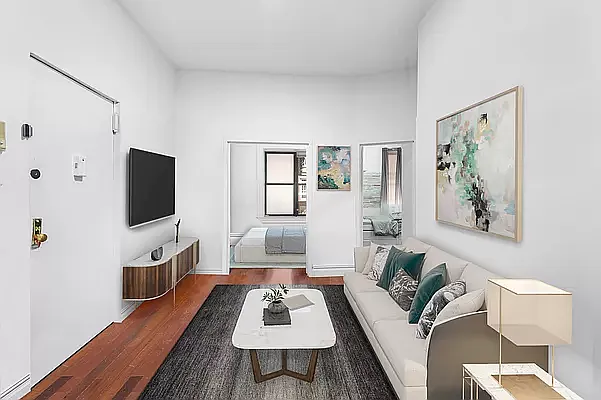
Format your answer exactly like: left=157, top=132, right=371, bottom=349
left=358, top=141, right=415, bottom=247
left=226, top=141, right=310, bottom=271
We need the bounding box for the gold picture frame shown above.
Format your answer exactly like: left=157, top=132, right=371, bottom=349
left=436, top=86, right=523, bottom=242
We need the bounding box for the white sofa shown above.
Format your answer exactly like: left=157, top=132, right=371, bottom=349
left=344, top=237, right=548, bottom=400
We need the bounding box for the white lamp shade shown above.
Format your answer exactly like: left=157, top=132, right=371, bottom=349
left=487, top=279, right=572, bottom=346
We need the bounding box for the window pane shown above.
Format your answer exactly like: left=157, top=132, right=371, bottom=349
left=266, top=153, right=294, bottom=183
left=266, top=185, right=294, bottom=215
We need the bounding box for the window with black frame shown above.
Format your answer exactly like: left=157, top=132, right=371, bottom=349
left=265, top=151, right=306, bottom=216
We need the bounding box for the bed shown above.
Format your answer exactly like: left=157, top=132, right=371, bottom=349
left=234, top=226, right=306, bottom=264
left=362, top=214, right=402, bottom=246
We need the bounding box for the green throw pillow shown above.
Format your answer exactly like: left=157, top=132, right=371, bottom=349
left=376, top=247, right=425, bottom=291
left=408, top=263, right=447, bottom=324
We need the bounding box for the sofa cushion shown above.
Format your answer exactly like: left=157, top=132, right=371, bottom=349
left=377, top=247, right=425, bottom=290
left=409, top=264, right=447, bottom=324
left=355, top=292, right=408, bottom=328
left=460, top=263, right=500, bottom=309
left=420, top=246, right=468, bottom=283
left=344, top=272, right=387, bottom=298
left=401, top=237, right=432, bottom=254
left=362, top=242, right=381, bottom=274
left=433, top=289, right=485, bottom=326
left=354, top=246, right=371, bottom=273
left=374, top=319, right=427, bottom=387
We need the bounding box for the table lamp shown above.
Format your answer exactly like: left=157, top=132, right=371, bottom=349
left=487, top=279, right=572, bottom=387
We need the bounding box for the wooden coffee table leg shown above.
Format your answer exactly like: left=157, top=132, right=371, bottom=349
left=282, top=349, right=288, bottom=371
left=280, top=349, right=319, bottom=383
left=250, top=349, right=319, bottom=383
left=306, top=350, right=319, bottom=382
left=249, top=349, right=284, bottom=383
left=249, top=349, right=262, bottom=382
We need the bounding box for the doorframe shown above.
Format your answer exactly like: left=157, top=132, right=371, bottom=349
left=223, top=140, right=312, bottom=276
left=356, top=140, right=415, bottom=247
left=28, top=53, right=122, bottom=327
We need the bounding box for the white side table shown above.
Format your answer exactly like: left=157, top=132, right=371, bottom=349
left=462, top=363, right=583, bottom=400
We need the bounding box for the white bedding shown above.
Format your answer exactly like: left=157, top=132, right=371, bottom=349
left=234, top=227, right=306, bottom=264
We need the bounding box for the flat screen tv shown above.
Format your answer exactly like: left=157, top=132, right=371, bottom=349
left=128, top=148, right=176, bottom=227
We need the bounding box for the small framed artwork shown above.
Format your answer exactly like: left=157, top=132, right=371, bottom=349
left=317, top=145, right=351, bottom=191
left=436, top=86, right=523, bottom=241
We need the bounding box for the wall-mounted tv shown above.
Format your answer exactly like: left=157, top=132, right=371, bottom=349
left=128, top=148, right=176, bottom=228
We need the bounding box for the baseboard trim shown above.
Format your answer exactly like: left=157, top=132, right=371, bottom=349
left=117, top=301, right=141, bottom=323
left=309, top=265, right=354, bottom=277
left=231, top=264, right=306, bottom=269
left=1, top=375, right=31, bottom=400
left=194, top=268, right=228, bottom=275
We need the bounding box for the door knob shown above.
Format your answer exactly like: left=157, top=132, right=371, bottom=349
left=34, top=233, right=48, bottom=243
left=31, top=218, right=48, bottom=249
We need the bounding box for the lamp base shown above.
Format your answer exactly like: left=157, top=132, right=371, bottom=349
left=492, top=374, right=564, bottom=399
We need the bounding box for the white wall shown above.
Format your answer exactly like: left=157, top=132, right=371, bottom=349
left=230, top=143, right=260, bottom=234
left=416, top=0, right=600, bottom=397
left=0, top=1, right=33, bottom=397
left=176, top=69, right=416, bottom=274
left=0, top=0, right=176, bottom=396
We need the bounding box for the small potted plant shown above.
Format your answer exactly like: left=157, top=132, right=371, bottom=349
left=262, top=284, right=289, bottom=314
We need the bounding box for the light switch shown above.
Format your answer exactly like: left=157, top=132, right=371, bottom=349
left=0, top=121, right=6, bottom=151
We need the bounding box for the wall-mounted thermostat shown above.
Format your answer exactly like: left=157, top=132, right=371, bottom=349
left=73, top=155, right=87, bottom=179
left=0, top=121, right=6, bottom=151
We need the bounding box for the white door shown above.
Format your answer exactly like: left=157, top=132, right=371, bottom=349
left=28, top=60, right=116, bottom=384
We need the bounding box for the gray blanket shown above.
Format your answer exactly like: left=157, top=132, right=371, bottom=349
left=367, top=216, right=402, bottom=237
left=265, top=226, right=307, bottom=254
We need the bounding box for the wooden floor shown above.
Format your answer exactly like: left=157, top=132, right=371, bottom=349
left=23, top=269, right=343, bottom=400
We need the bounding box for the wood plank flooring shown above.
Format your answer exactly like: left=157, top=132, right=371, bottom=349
left=22, top=269, right=343, bottom=400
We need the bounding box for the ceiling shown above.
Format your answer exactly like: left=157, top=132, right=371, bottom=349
left=117, top=0, right=436, bottom=75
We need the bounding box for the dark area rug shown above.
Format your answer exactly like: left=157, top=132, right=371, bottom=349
left=139, top=285, right=398, bottom=400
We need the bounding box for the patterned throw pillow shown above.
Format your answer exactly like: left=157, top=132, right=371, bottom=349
left=377, top=247, right=425, bottom=290
left=388, top=269, right=419, bottom=311
left=367, top=246, right=390, bottom=281
left=416, top=280, right=466, bottom=339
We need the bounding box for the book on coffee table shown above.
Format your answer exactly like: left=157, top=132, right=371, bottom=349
left=283, top=294, right=315, bottom=311
left=263, top=308, right=291, bottom=326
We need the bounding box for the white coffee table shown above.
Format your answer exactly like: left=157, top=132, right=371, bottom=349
left=232, top=289, right=336, bottom=383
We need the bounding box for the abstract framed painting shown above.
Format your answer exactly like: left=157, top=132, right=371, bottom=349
left=317, top=145, right=351, bottom=191
left=436, top=86, right=523, bottom=241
